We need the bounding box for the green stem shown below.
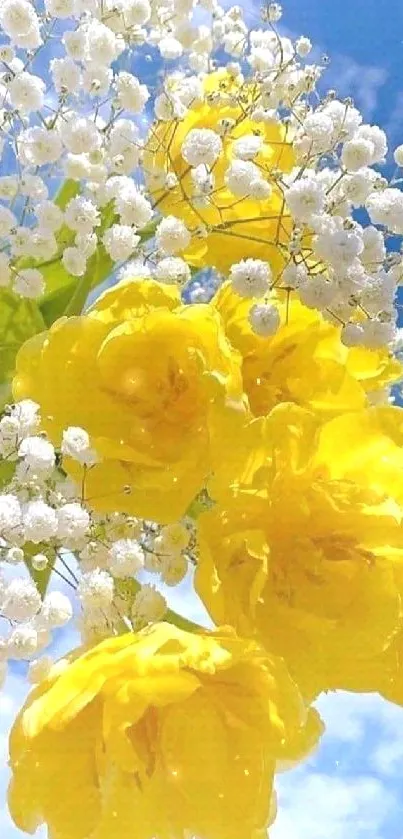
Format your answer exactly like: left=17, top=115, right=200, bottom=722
left=63, top=267, right=95, bottom=317
left=116, top=577, right=204, bottom=634
left=138, top=217, right=159, bottom=241
left=165, top=606, right=203, bottom=633
left=63, top=217, right=160, bottom=318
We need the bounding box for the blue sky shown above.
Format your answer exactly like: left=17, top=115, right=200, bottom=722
left=2, top=0, right=403, bottom=837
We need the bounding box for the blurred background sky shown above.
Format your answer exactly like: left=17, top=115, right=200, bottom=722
left=2, top=1, right=403, bottom=837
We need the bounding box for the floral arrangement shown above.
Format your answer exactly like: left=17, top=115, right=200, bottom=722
left=0, top=0, right=403, bottom=836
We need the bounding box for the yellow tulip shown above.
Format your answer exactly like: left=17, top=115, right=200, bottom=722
left=13, top=279, right=247, bottom=523
left=196, top=403, right=403, bottom=699
left=8, top=622, right=323, bottom=839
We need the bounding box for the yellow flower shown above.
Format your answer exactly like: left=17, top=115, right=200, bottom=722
left=196, top=404, right=403, bottom=699
left=8, top=622, right=323, bottom=839
left=328, top=561, right=403, bottom=705
left=13, top=279, right=247, bottom=523
left=144, top=70, right=313, bottom=276
left=330, top=618, right=403, bottom=703
left=212, top=282, right=402, bottom=417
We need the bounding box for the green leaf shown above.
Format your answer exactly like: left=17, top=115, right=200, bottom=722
left=0, top=289, right=46, bottom=408
left=62, top=204, right=117, bottom=317
left=39, top=201, right=119, bottom=322
left=39, top=211, right=160, bottom=322
left=54, top=179, right=80, bottom=210
left=165, top=605, right=202, bottom=633
left=63, top=244, right=113, bottom=317
left=0, top=458, right=15, bottom=488
left=15, top=179, right=79, bottom=297
left=39, top=281, right=77, bottom=326
left=23, top=544, right=55, bottom=597
left=16, top=186, right=161, bottom=330
left=186, top=490, right=214, bottom=520
left=12, top=182, right=114, bottom=327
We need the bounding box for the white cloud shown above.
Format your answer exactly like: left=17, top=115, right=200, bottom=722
left=153, top=567, right=213, bottom=627
left=323, top=54, right=388, bottom=119
left=219, top=0, right=387, bottom=121
left=315, top=690, right=369, bottom=743
left=371, top=737, right=403, bottom=778
left=273, top=770, right=396, bottom=839
left=316, top=690, right=403, bottom=748
left=271, top=690, right=403, bottom=839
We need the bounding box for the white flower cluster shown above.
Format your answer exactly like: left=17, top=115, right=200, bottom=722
left=0, top=0, right=401, bottom=348
left=141, top=20, right=402, bottom=347
left=0, top=401, right=195, bottom=683
left=0, top=0, right=293, bottom=297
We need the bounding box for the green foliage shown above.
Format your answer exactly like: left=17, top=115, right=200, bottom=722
left=54, top=179, right=81, bottom=211
left=15, top=182, right=117, bottom=325
left=62, top=204, right=116, bottom=318
left=23, top=543, right=56, bottom=597
left=0, top=458, right=16, bottom=488
left=186, top=489, right=214, bottom=519
left=0, top=290, right=46, bottom=408
left=0, top=182, right=119, bottom=401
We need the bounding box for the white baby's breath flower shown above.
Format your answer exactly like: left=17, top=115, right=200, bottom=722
left=2, top=578, right=41, bottom=622
left=155, top=216, right=191, bottom=255
left=39, top=592, right=73, bottom=628
left=249, top=303, right=280, bottom=336
left=61, top=427, right=98, bottom=465
left=181, top=128, right=222, bottom=167
left=23, top=500, right=58, bottom=543
left=78, top=569, right=114, bottom=609
left=0, top=494, right=22, bottom=540
left=18, top=436, right=55, bottom=473
left=62, top=247, right=87, bottom=277
left=65, top=196, right=100, bottom=234
left=225, top=160, right=260, bottom=197
left=116, top=72, right=149, bottom=112
left=107, top=539, right=144, bottom=578
left=229, top=258, right=271, bottom=297
left=12, top=268, right=45, bottom=298
left=28, top=656, right=53, bottom=684
left=50, top=57, right=81, bottom=94
left=132, top=584, right=167, bottom=624
left=153, top=256, right=191, bottom=285
left=0, top=0, right=41, bottom=49
left=103, top=224, right=140, bottom=261
left=7, top=625, right=39, bottom=659
left=57, top=503, right=91, bottom=542
left=115, top=187, right=153, bottom=228
left=8, top=72, right=44, bottom=112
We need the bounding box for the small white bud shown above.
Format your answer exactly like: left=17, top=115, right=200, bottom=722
left=31, top=553, right=48, bottom=571
left=394, top=144, right=403, bottom=167
left=28, top=656, right=53, bottom=684
left=249, top=303, right=281, bottom=337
